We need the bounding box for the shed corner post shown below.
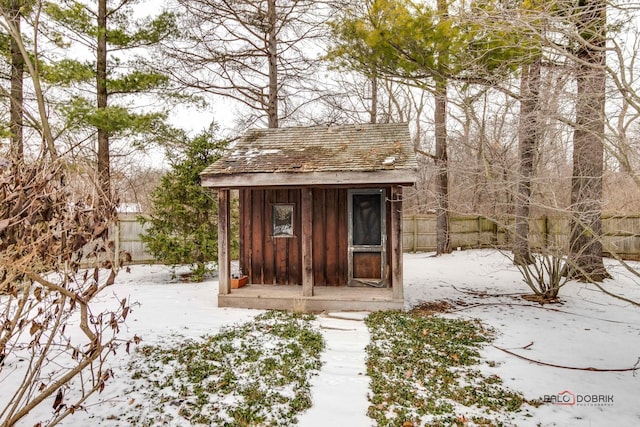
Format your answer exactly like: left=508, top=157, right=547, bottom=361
left=218, top=189, right=231, bottom=295
left=391, top=186, right=404, bottom=301
left=301, top=187, right=314, bottom=297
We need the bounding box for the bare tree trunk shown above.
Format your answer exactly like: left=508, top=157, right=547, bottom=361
left=267, top=0, right=278, bottom=128
left=513, top=57, right=541, bottom=265
left=1, top=2, right=57, bottom=159
left=97, top=0, right=111, bottom=206
left=9, top=0, right=23, bottom=160
left=370, top=72, right=377, bottom=124
left=434, top=76, right=451, bottom=255
left=568, top=0, right=609, bottom=281
left=434, top=0, right=451, bottom=255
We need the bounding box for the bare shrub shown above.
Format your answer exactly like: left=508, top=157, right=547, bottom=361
left=513, top=248, right=569, bottom=302
left=0, top=159, right=135, bottom=426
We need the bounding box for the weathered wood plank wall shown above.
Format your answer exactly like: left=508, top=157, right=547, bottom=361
left=239, top=188, right=349, bottom=286
left=114, top=213, right=155, bottom=264
left=239, top=188, right=302, bottom=285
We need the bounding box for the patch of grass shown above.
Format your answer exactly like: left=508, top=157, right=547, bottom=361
left=124, top=311, right=324, bottom=426
left=365, top=311, right=528, bottom=427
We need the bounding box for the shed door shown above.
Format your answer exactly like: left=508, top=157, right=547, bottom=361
left=348, top=189, right=387, bottom=287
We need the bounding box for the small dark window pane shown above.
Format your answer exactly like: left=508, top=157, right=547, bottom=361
left=273, top=204, right=294, bottom=236
left=352, top=194, right=381, bottom=246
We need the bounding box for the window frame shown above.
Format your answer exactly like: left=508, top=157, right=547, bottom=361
left=272, top=203, right=295, bottom=238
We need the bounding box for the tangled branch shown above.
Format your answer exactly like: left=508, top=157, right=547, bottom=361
left=0, top=159, right=135, bottom=426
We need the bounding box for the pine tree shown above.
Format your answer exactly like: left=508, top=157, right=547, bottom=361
left=6, top=0, right=25, bottom=159
left=139, top=127, right=227, bottom=281
left=42, top=0, right=181, bottom=207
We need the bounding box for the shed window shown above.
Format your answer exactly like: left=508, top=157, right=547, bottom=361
left=273, top=204, right=294, bottom=237
left=352, top=193, right=382, bottom=246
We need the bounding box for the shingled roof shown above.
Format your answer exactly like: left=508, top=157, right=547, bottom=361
left=201, top=123, right=418, bottom=188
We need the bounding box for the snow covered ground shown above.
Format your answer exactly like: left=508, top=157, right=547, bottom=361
left=405, top=251, right=640, bottom=427
left=3, top=250, right=640, bottom=426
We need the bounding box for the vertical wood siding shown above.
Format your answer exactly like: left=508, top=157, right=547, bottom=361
left=312, top=188, right=349, bottom=286
left=240, top=188, right=302, bottom=285
left=240, top=188, right=353, bottom=286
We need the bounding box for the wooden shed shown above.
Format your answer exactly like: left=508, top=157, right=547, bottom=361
left=201, top=123, right=417, bottom=311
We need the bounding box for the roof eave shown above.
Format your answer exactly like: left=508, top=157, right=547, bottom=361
left=201, top=169, right=417, bottom=189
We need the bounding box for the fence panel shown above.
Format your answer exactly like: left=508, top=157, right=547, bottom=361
left=403, top=214, right=640, bottom=260
left=403, top=216, right=437, bottom=252
left=403, top=215, right=497, bottom=252
left=602, top=215, right=640, bottom=260
left=116, top=214, right=155, bottom=264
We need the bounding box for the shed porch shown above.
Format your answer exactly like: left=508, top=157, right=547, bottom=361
left=217, top=284, right=403, bottom=312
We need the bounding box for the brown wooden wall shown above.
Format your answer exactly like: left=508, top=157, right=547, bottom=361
left=240, top=188, right=301, bottom=285
left=311, top=188, right=349, bottom=286
left=239, top=187, right=395, bottom=287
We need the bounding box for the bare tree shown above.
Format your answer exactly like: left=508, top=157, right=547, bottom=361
left=567, top=0, right=610, bottom=281
left=604, top=16, right=640, bottom=192
left=431, top=0, right=452, bottom=255
left=0, top=158, right=134, bottom=426
left=164, top=0, right=328, bottom=129
left=95, top=0, right=110, bottom=207
left=513, top=57, right=541, bottom=265
left=0, top=1, right=57, bottom=159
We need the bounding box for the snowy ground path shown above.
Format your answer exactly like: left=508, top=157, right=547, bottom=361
left=298, top=313, right=372, bottom=427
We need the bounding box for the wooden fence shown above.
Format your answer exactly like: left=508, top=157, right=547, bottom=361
left=115, top=213, right=640, bottom=265
left=114, top=214, right=156, bottom=264
left=402, top=214, right=640, bottom=260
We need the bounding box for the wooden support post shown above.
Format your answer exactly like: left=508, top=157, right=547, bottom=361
left=391, top=186, right=403, bottom=301
left=301, top=188, right=314, bottom=297
left=238, top=189, right=246, bottom=277
left=218, top=189, right=231, bottom=295
left=413, top=215, right=418, bottom=253
left=114, top=216, right=120, bottom=269
left=543, top=215, right=549, bottom=248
